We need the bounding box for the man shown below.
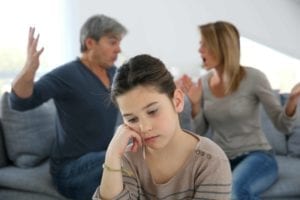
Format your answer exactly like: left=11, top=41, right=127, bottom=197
left=10, top=14, right=127, bottom=200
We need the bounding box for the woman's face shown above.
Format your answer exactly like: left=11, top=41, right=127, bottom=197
left=198, top=38, right=219, bottom=70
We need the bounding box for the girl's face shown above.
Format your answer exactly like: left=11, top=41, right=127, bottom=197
left=116, top=85, right=184, bottom=150
left=198, top=39, right=219, bottom=70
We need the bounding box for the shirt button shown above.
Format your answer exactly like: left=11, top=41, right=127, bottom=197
left=195, top=150, right=201, bottom=155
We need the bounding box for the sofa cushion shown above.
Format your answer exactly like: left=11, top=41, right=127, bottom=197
left=179, top=95, right=194, bottom=132
left=287, top=125, right=300, bottom=158
left=0, top=92, right=56, bottom=168
left=262, top=155, right=300, bottom=198
left=260, top=105, right=287, bottom=155
left=280, top=93, right=300, bottom=157
left=0, top=120, right=9, bottom=167
left=287, top=105, right=300, bottom=158
left=260, top=91, right=287, bottom=155
left=0, top=160, right=69, bottom=200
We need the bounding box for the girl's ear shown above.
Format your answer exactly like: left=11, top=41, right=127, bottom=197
left=173, top=88, right=184, bottom=113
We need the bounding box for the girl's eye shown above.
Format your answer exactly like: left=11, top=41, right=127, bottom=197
left=148, top=109, right=158, bottom=115
left=127, top=117, right=138, bottom=123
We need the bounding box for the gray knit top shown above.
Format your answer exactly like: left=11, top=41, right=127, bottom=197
left=194, top=67, right=296, bottom=159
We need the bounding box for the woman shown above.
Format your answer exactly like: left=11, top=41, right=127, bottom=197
left=93, top=54, right=232, bottom=200
left=177, top=21, right=300, bottom=199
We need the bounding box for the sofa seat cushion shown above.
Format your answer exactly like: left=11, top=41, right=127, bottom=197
left=262, top=155, right=300, bottom=198
left=0, top=92, right=56, bottom=167
left=0, top=190, right=67, bottom=200
left=0, top=160, right=69, bottom=200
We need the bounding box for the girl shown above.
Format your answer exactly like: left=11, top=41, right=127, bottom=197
left=93, top=54, right=232, bottom=200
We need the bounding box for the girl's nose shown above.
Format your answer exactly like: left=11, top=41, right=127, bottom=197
left=139, top=119, right=152, bottom=134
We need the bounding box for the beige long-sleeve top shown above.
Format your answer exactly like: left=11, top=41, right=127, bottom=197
left=93, top=132, right=232, bottom=200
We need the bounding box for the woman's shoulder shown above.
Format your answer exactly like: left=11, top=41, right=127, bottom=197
left=242, top=66, right=268, bottom=85
left=243, top=66, right=266, bottom=78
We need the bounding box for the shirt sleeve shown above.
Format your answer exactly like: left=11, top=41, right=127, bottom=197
left=193, top=147, right=232, bottom=199
left=253, top=68, right=296, bottom=133
left=92, top=156, right=140, bottom=200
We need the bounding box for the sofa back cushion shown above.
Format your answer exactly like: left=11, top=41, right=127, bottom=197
left=179, top=95, right=195, bottom=131
left=288, top=123, right=300, bottom=157
left=0, top=92, right=56, bottom=168
left=281, top=93, right=300, bottom=157
left=260, top=90, right=288, bottom=155
left=260, top=105, right=287, bottom=155
left=0, top=120, right=9, bottom=167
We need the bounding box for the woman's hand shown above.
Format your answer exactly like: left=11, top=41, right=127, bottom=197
left=286, top=82, right=300, bottom=116
left=290, top=82, right=300, bottom=102
left=176, top=74, right=202, bottom=117
left=176, top=75, right=202, bottom=105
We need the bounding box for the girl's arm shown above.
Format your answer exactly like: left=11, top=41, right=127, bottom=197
left=98, top=125, right=142, bottom=199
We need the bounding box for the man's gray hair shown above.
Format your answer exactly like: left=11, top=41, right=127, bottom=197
left=80, top=14, right=127, bottom=52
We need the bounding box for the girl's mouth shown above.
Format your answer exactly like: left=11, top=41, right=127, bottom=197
left=144, top=135, right=159, bottom=143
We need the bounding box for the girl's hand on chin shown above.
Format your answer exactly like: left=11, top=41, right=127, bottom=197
left=107, top=124, right=142, bottom=158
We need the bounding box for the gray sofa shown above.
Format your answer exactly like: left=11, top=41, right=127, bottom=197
left=0, top=90, right=300, bottom=200
left=0, top=92, right=69, bottom=200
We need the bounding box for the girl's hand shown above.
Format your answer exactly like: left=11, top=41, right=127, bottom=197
left=106, top=124, right=143, bottom=159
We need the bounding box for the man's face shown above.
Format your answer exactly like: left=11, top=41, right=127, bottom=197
left=90, top=35, right=122, bottom=68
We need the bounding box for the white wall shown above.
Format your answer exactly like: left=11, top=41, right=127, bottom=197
left=62, top=0, right=300, bottom=78
left=1, top=0, right=298, bottom=93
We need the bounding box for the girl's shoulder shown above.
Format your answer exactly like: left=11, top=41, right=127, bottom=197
left=184, top=131, right=228, bottom=161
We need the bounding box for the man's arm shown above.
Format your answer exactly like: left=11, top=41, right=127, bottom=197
left=12, top=27, right=44, bottom=98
